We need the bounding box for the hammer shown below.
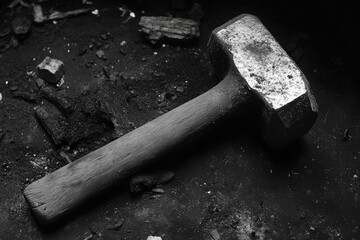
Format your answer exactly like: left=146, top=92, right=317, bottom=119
left=24, top=14, right=318, bottom=224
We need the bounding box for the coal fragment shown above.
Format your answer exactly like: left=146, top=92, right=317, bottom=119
left=176, top=86, right=184, bottom=92
left=139, top=16, right=200, bottom=44
left=96, top=50, right=106, bottom=59
left=12, top=15, right=31, bottom=35
left=108, top=219, right=124, bottom=231
left=34, top=106, right=68, bottom=145
left=65, top=89, right=116, bottom=146
left=129, top=170, right=175, bottom=194
left=13, top=90, right=39, bottom=103
left=210, top=229, right=220, bottom=240
left=37, top=57, right=65, bottom=85
left=40, top=86, right=73, bottom=114
left=35, top=78, right=46, bottom=88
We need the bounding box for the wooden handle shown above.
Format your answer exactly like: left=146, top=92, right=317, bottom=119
left=23, top=74, right=251, bottom=224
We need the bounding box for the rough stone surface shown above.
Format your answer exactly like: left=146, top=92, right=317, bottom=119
left=139, top=16, right=200, bottom=44
left=37, top=57, right=65, bottom=84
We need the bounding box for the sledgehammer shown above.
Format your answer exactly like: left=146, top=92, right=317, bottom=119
left=24, top=14, right=318, bottom=224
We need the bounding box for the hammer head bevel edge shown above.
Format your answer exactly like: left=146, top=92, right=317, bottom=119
left=208, top=14, right=318, bottom=148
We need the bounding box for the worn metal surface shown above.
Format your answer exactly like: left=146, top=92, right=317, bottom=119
left=217, top=15, right=306, bottom=110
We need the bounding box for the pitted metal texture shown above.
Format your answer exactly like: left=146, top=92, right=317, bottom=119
left=217, top=15, right=307, bottom=110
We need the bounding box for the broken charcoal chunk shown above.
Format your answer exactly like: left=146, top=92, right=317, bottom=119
left=129, top=170, right=175, bottom=194
left=34, top=105, right=68, bottom=145
left=108, top=219, right=124, bottom=231
left=40, top=86, right=73, bottom=114
left=12, top=90, right=40, bottom=103
left=210, top=229, right=220, bottom=240
left=35, top=78, right=46, bottom=88
left=12, top=15, right=32, bottom=35
left=37, top=57, right=65, bottom=84
left=96, top=50, right=106, bottom=59
left=139, top=16, right=200, bottom=44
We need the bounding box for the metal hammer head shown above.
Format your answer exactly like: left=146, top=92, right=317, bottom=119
left=208, top=14, right=318, bottom=148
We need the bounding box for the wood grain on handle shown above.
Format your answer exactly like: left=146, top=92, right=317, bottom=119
left=23, top=74, right=252, bottom=224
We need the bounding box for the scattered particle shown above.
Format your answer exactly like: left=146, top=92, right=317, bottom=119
left=92, top=9, right=99, bottom=16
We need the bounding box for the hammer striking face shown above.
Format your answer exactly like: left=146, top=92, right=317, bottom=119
left=209, top=14, right=318, bottom=147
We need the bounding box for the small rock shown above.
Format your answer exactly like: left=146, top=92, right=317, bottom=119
left=151, top=188, right=164, bottom=194
left=12, top=15, right=32, bottom=35
left=108, top=219, right=124, bottom=231
left=146, top=236, right=162, bottom=240
left=91, top=9, right=99, bottom=16
left=35, top=78, right=46, bottom=88
left=33, top=4, right=45, bottom=23
left=37, top=57, right=65, bottom=84
left=100, top=34, right=108, bottom=40
left=210, top=229, right=220, bottom=240
left=96, top=50, right=106, bottom=60
left=176, top=86, right=184, bottom=92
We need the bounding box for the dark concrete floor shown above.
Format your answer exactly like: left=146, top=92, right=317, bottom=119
left=0, top=0, right=359, bottom=239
